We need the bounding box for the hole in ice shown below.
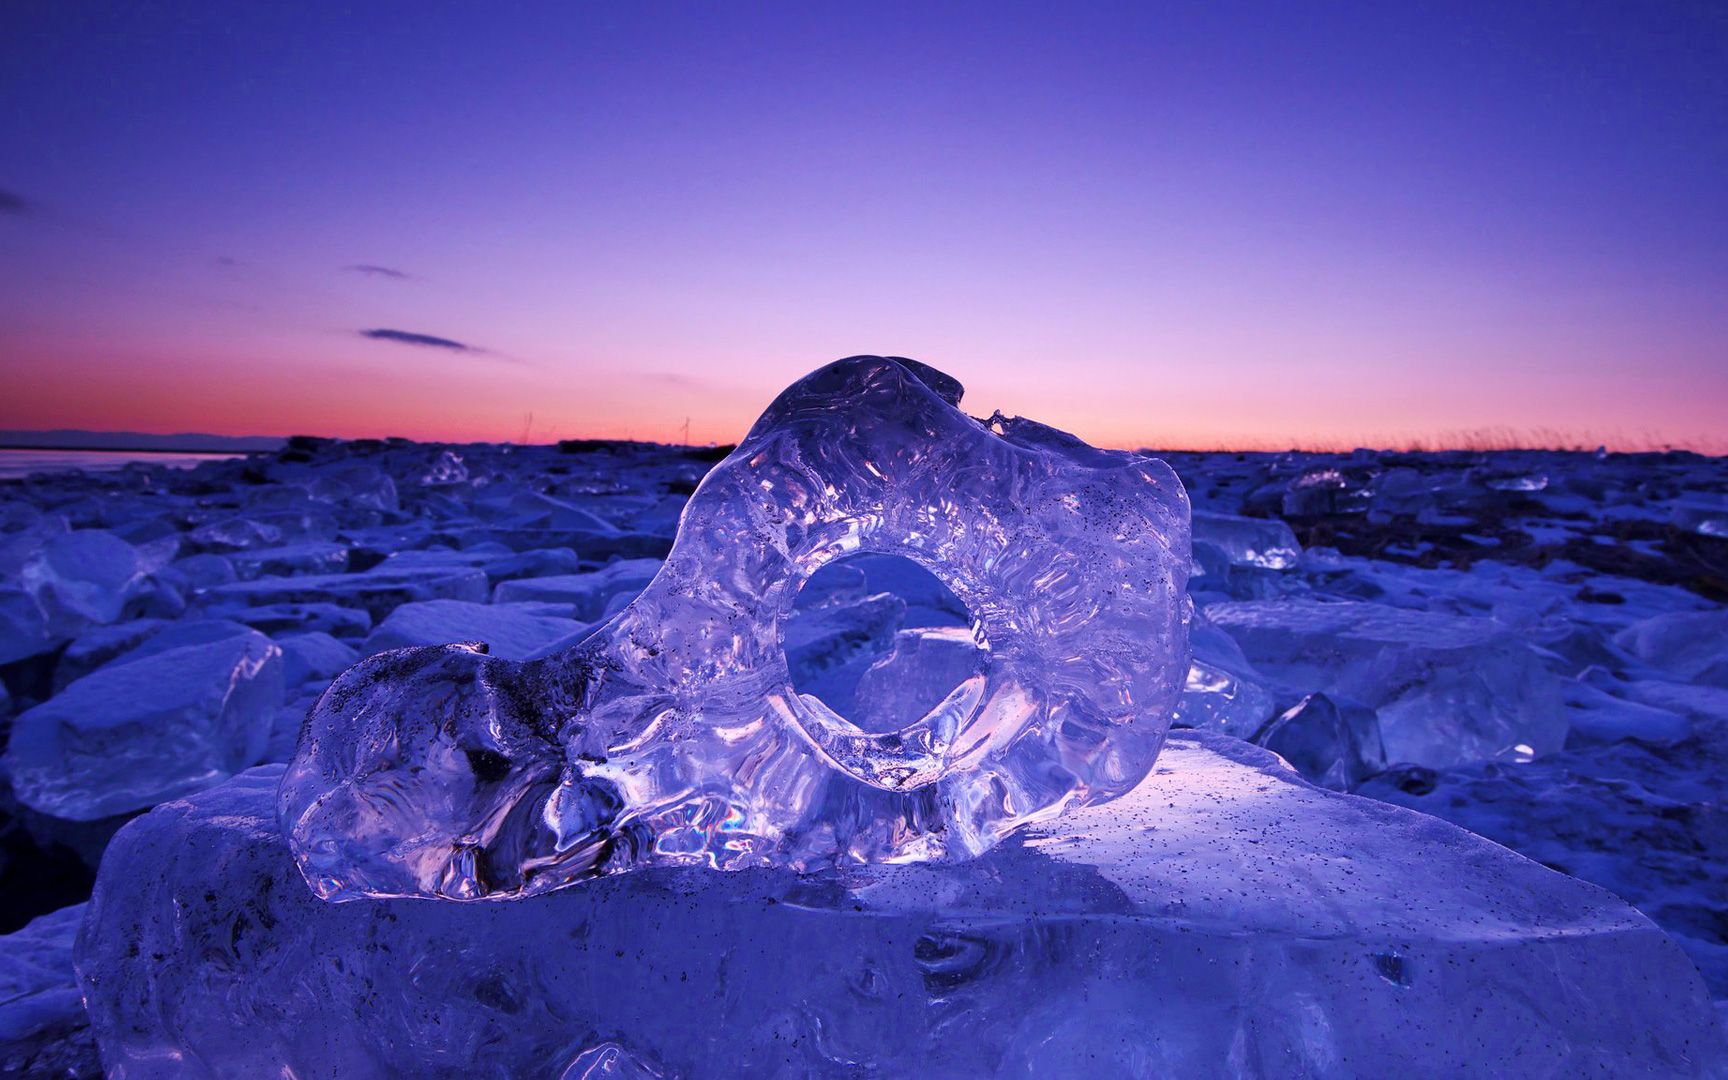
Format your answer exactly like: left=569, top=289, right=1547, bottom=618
left=782, top=553, right=988, bottom=735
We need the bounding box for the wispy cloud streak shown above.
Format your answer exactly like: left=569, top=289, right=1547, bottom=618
left=359, top=328, right=476, bottom=352
left=344, top=264, right=412, bottom=280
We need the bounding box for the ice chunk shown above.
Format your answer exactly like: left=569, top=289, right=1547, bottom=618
left=487, top=490, right=619, bottom=533
left=1670, top=499, right=1727, bottom=539
left=282, top=357, right=1192, bottom=901
left=6, top=630, right=283, bottom=820
left=558, top=1043, right=670, bottom=1078
left=785, top=558, right=868, bottom=608
left=227, top=542, right=350, bottom=580
left=363, top=599, right=586, bottom=661
left=1368, top=466, right=1433, bottom=517
left=266, top=697, right=315, bottom=765
left=277, top=631, right=359, bottom=688
left=1562, top=680, right=1692, bottom=745
left=418, top=448, right=469, bottom=486
left=1619, top=678, right=1728, bottom=726
left=222, top=601, right=372, bottom=639
left=1614, top=610, right=1728, bottom=688
left=1170, top=610, right=1282, bottom=739
left=0, top=508, right=69, bottom=578
left=51, top=618, right=166, bottom=690
left=490, top=559, right=663, bottom=620
left=0, top=904, right=92, bottom=1076
left=201, top=563, right=488, bottom=621
left=1170, top=658, right=1279, bottom=739
left=19, top=529, right=143, bottom=634
left=164, top=552, right=237, bottom=589
left=1191, top=510, right=1300, bottom=569
left=848, top=626, right=989, bottom=733
left=297, top=461, right=398, bottom=513
left=84, top=737, right=1724, bottom=1076
left=187, top=515, right=284, bottom=551
left=439, top=525, right=671, bottom=560
left=1186, top=536, right=1234, bottom=593
left=1255, top=692, right=1385, bottom=789
left=376, top=546, right=583, bottom=585
left=0, top=589, right=56, bottom=666
left=1481, top=471, right=1548, bottom=492
left=626, top=495, right=689, bottom=540
left=783, top=591, right=908, bottom=706
left=1282, top=466, right=1370, bottom=516
left=97, top=617, right=257, bottom=670
left=1206, top=599, right=1567, bottom=767
left=836, top=552, right=972, bottom=627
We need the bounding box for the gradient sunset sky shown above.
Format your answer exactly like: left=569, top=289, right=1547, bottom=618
left=2, top=2, right=1724, bottom=451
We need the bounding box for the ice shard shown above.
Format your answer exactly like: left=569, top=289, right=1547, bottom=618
left=280, top=356, right=1192, bottom=901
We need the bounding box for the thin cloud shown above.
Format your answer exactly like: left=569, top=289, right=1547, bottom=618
left=0, top=189, right=28, bottom=215
left=360, top=328, right=476, bottom=352
left=344, top=264, right=413, bottom=280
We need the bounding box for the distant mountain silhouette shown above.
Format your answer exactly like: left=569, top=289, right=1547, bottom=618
left=0, top=429, right=286, bottom=453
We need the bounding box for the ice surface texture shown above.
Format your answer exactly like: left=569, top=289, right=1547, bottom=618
left=280, top=357, right=1192, bottom=901
left=82, top=737, right=1724, bottom=1077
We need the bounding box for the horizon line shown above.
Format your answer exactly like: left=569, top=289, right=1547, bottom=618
left=2, top=428, right=1724, bottom=459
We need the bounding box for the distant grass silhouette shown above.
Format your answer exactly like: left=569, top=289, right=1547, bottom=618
left=1135, top=426, right=1725, bottom=457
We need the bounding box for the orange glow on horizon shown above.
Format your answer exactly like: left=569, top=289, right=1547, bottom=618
left=5, top=338, right=1723, bottom=455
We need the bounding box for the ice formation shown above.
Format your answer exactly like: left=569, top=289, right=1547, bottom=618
left=490, top=557, right=662, bottom=619
left=6, top=627, right=283, bottom=820
left=1256, top=692, right=1386, bottom=790
left=361, top=598, right=586, bottom=661
left=0, top=903, right=86, bottom=1074
left=279, top=357, right=1193, bottom=901
left=1205, top=599, right=1567, bottom=767
left=1191, top=510, right=1301, bottom=570
left=0, top=403, right=1724, bottom=1074
left=18, top=531, right=143, bottom=634
left=78, top=738, right=1725, bottom=1076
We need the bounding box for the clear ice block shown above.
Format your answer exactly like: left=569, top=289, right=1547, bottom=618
left=280, top=357, right=1192, bottom=901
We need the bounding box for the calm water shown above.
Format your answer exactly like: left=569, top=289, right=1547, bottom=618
left=0, top=448, right=245, bottom=481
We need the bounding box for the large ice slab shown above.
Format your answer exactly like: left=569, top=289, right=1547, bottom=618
left=1205, top=599, right=1566, bottom=767
left=79, top=734, right=1723, bottom=1077
left=6, top=629, right=283, bottom=820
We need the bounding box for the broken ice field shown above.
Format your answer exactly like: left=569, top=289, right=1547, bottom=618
left=0, top=356, right=1723, bottom=1075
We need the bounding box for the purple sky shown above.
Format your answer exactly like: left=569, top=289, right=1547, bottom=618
left=2, top=2, right=1724, bottom=449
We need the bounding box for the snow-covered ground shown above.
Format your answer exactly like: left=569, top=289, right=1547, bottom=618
left=0, top=437, right=1723, bottom=1073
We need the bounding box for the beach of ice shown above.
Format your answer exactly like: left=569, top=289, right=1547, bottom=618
left=0, top=434, right=1724, bottom=1075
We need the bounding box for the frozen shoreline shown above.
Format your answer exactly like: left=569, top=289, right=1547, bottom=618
left=0, top=436, right=1722, bottom=1073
